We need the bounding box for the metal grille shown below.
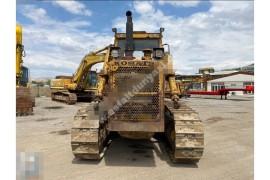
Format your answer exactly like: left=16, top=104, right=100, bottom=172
left=112, top=66, right=160, bottom=121
left=114, top=67, right=159, bottom=92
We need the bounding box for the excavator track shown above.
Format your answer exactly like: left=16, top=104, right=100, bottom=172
left=51, top=91, right=77, bottom=105
left=16, top=87, right=33, bottom=116
left=165, top=101, right=204, bottom=162
left=71, top=103, right=109, bottom=159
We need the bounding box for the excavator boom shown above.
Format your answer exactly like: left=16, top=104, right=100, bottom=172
left=50, top=46, right=111, bottom=104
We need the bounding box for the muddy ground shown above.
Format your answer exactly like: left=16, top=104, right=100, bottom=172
left=16, top=94, right=254, bottom=180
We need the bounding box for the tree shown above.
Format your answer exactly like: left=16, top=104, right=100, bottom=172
left=47, top=79, right=51, bottom=86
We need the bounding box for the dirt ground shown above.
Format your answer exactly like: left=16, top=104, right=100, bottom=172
left=16, top=94, right=254, bottom=180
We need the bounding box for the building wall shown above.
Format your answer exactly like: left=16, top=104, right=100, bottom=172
left=207, top=74, right=254, bottom=95
left=207, top=81, right=248, bottom=95
left=225, top=81, right=244, bottom=95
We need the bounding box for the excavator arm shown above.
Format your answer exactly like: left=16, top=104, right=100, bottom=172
left=16, top=25, right=24, bottom=86
left=65, top=45, right=111, bottom=90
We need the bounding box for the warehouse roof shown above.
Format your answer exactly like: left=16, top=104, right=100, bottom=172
left=209, top=70, right=238, bottom=75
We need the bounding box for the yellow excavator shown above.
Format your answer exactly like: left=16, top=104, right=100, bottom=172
left=178, top=76, right=210, bottom=96
left=16, top=25, right=34, bottom=115
left=50, top=46, right=111, bottom=104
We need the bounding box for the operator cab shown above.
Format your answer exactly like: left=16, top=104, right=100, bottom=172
left=21, top=66, right=29, bottom=87
left=111, top=11, right=167, bottom=61
left=88, top=71, right=97, bottom=87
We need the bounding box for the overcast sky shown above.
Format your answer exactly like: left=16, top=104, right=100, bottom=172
left=16, top=0, right=254, bottom=78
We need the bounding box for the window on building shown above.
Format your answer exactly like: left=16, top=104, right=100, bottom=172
left=211, top=83, right=224, bottom=92
left=192, top=83, right=203, bottom=90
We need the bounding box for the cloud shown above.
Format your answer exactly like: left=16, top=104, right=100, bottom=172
left=134, top=1, right=155, bottom=14
left=52, top=1, right=92, bottom=16
left=17, top=5, right=112, bottom=78
left=209, top=1, right=251, bottom=13
left=20, top=5, right=52, bottom=25
left=18, top=5, right=91, bottom=27
left=112, top=1, right=254, bottom=74
left=158, top=0, right=201, bottom=7
left=59, top=37, right=81, bottom=51
left=18, top=1, right=254, bottom=78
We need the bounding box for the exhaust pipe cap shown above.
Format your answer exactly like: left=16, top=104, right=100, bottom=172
left=126, top=11, right=132, bottom=16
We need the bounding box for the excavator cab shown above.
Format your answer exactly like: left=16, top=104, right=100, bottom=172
left=87, top=71, right=97, bottom=87
left=21, top=66, right=30, bottom=87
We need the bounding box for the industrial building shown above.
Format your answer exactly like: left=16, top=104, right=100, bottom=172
left=206, top=72, right=254, bottom=95
left=176, top=65, right=254, bottom=95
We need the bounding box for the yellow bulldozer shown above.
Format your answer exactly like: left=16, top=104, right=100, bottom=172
left=50, top=46, right=111, bottom=104
left=16, top=25, right=34, bottom=116
left=71, top=11, right=204, bottom=162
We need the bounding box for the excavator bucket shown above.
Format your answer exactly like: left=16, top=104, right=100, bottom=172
left=16, top=87, right=33, bottom=116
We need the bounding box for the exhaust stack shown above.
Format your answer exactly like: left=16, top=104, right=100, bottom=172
left=124, top=11, right=134, bottom=60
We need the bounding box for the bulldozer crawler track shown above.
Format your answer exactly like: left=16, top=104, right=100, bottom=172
left=71, top=103, right=109, bottom=159
left=51, top=91, right=77, bottom=105
left=165, top=101, right=204, bottom=163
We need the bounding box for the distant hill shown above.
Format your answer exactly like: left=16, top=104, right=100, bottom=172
left=31, top=77, right=51, bottom=83
left=222, top=63, right=254, bottom=72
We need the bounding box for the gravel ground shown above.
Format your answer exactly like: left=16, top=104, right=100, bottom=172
left=16, top=95, right=254, bottom=180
